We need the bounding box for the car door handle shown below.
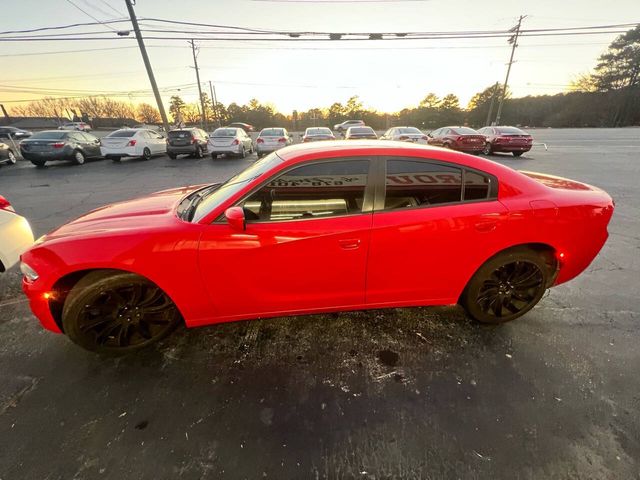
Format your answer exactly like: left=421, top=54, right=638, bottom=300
left=339, top=238, right=361, bottom=250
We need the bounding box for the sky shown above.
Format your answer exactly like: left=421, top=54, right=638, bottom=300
left=2, top=0, right=640, bottom=114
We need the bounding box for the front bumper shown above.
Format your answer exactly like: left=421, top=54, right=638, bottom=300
left=22, top=276, right=62, bottom=333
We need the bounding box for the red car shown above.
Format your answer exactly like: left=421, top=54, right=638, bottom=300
left=227, top=122, right=255, bottom=133
left=477, top=126, right=533, bottom=157
left=427, top=126, right=486, bottom=154
left=20, top=142, right=614, bottom=353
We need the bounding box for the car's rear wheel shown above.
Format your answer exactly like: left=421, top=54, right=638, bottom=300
left=7, top=150, right=17, bottom=164
left=168, top=152, right=177, bottom=159
left=31, top=159, right=46, bottom=167
left=74, top=150, right=85, bottom=165
left=239, top=146, right=246, bottom=158
left=194, top=145, right=203, bottom=158
left=513, top=151, right=524, bottom=157
left=111, top=156, right=121, bottom=162
left=142, top=147, right=152, bottom=160
left=62, top=271, right=181, bottom=353
left=460, top=248, right=549, bottom=324
left=482, top=143, right=492, bottom=155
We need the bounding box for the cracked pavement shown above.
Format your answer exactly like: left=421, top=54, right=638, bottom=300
left=0, top=128, right=638, bottom=479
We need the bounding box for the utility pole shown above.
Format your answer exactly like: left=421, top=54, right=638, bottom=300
left=124, top=0, right=169, bottom=132
left=209, top=81, right=219, bottom=128
left=189, top=39, right=207, bottom=130
left=494, top=15, right=525, bottom=126
left=485, top=81, right=499, bottom=126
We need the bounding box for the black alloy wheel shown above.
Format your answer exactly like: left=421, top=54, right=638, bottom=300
left=460, top=249, right=549, bottom=324
left=142, top=147, right=152, bottom=160
left=62, top=271, right=180, bottom=353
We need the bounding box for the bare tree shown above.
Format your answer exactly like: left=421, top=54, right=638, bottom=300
left=136, top=103, right=161, bottom=123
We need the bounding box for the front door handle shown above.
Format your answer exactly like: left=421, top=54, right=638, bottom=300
left=339, top=238, right=361, bottom=250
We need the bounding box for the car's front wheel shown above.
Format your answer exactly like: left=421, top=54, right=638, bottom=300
left=7, top=150, right=17, bottom=164
left=460, top=248, right=550, bottom=324
left=62, top=271, right=181, bottom=353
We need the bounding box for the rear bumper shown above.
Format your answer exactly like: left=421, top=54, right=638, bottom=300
left=453, top=143, right=485, bottom=152
left=210, top=144, right=244, bottom=155
left=492, top=144, right=532, bottom=152
left=167, top=145, right=198, bottom=154
left=20, top=149, right=73, bottom=161
left=256, top=143, right=284, bottom=154
left=100, top=146, right=141, bottom=158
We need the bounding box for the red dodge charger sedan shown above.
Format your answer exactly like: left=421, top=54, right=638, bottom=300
left=20, top=141, right=614, bottom=353
left=478, top=126, right=533, bottom=157
left=427, top=126, right=487, bottom=154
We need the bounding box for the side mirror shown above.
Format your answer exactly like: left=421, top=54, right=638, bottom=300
left=225, top=206, right=246, bottom=231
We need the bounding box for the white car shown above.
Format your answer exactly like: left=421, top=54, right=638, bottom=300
left=58, top=122, right=91, bottom=132
left=209, top=127, right=253, bottom=158
left=0, top=195, right=34, bottom=273
left=255, top=127, right=293, bottom=156
left=379, top=126, right=428, bottom=144
left=333, top=120, right=364, bottom=133
left=100, top=128, right=167, bottom=162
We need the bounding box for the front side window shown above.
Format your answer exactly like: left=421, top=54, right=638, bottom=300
left=384, top=159, right=462, bottom=210
left=240, top=160, right=370, bottom=222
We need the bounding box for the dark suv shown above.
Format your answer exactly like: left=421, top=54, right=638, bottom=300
left=167, top=128, right=210, bottom=159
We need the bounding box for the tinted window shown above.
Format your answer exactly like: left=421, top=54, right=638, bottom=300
left=451, top=127, right=479, bottom=135
left=213, top=128, right=237, bottom=137
left=30, top=131, right=67, bottom=140
left=496, top=127, right=527, bottom=135
left=260, top=129, right=285, bottom=137
left=168, top=130, right=192, bottom=138
left=107, top=130, right=136, bottom=138
left=306, top=128, right=332, bottom=135
left=351, top=127, right=374, bottom=134
left=465, top=170, right=491, bottom=200
left=384, top=159, right=462, bottom=210
left=241, top=160, right=370, bottom=222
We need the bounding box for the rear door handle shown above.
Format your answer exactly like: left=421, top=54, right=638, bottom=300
left=339, top=238, right=361, bottom=250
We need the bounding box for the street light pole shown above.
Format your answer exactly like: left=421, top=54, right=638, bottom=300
left=124, top=0, right=169, bottom=132
left=494, top=15, right=525, bottom=126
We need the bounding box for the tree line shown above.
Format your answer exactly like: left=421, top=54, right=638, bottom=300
left=7, top=25, right=639, bottom=130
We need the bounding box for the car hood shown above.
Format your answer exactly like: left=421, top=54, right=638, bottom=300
left=42, top=184, right=206, bottom=242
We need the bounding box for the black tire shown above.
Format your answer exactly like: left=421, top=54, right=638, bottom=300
left=459, top=248, right=550, bottom=324
left=142, top=147, right=152, bottom=161
left=194, top=145, right=203, bottom=159
left=513, top=151, right=524, bottom=157
left=168, top=152, right=177, bottom=160
left=73, top=150, right=86, bottom=165
left=62, top=271, right=181, bottom=354
left=238, top=146, right=246, bottom=159
left=7, top=150, right=17, bottom=165
left=482, top=143, right=492, bottom=155
left=212, top=153, right=219, bottom=159
left=31, top=159, right=46, bottom=167
left=111, top=156, right=121, bottom=163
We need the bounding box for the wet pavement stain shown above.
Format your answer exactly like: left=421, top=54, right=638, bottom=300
left=377, top=349, right=400, bottom=367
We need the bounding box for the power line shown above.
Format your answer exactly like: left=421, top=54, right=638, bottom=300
left=64, top=0, right=118, bottom=32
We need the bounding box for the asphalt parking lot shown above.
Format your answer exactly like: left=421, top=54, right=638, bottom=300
left=0, top=128, right=638, bottom=479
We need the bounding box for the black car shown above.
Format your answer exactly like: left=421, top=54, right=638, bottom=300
left=0, top=141, right=17, bottom=165
left=19, top=130, right=102, bottom=167
left=0, top=126, right=32, bottom=140
left=166, top=128, right=209, bottom=159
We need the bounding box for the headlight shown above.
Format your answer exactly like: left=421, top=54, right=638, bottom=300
left=20, top=262, right=39, bottom=282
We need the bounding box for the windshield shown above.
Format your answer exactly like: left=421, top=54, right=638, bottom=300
left=497, top=127, right=527, bottom=135
left=260, top=129, right=284, bottom=137
left=191, top=152, right=283, bottom=222
left=107, top=130, right=136, bottom=138
left=398, top=127, right=421, bottom=134
left=30, top=131, right=67, bottom=140
left=452, top=127, right=479, bottom=135
left=213, top=128, right=237, bottom=137
left=306, top=128, right=332, bottom=135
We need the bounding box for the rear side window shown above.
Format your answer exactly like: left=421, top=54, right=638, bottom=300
left=240, top=160, right=370, bottom=222
left=384, top=159, right=462, bottom=209
left=465, top=170, right=492, bottom=200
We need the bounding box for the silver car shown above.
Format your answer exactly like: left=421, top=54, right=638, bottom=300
left=209, top=127, right=254, bottom=158
left=379, top=126, right=428, bottom=144
left=256, top=128, right=293, bottom=156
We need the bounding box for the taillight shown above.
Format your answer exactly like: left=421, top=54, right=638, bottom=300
left=0, top=195, right=13, bottom=211
left=456, top=136, right=464, bottom=142
left=52, top=142, right=65, bottom=149
left=127, top=139, right=137, bottom=147
left=232, top=139, right=239, bottom=145
left=278, top=137, right=287, bottom=143
left=191, top=135, right=197, bottom=144
left=256, top=138, right=264, bottom=144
